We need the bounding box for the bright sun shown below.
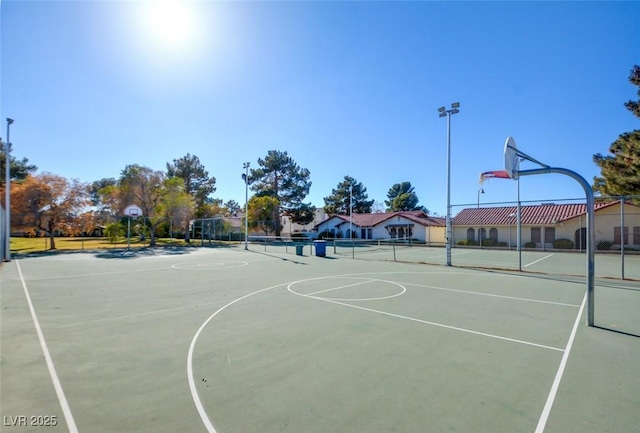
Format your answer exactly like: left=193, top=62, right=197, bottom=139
left=145, top=0, right=193, bottom=47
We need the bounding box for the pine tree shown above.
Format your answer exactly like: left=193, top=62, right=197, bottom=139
left=166, top=153, right=216, bottom=215
left=385, top=181, right=427, bottom=212
left=248, top=150, right=311, bottom=236
left=323, top=176, right=374, bottom=215
left=593, top=65, right=640, bottom=202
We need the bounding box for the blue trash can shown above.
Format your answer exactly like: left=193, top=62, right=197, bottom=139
left=295, top=244, right=304, bottom=256
left=314, top=240, right=327, bottom=257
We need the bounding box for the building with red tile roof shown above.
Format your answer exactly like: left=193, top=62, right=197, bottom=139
left=314, top=210, right=445, bottom=243
left=452, top=200, right=640, bottom=250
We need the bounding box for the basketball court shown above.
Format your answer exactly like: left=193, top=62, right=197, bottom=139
left=1, top=245, right=638, bottom=432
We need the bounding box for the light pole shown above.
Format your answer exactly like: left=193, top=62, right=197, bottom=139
left=438, top=102, right=460, bottom=266
left=477, top=187, right=484, bottom=247
left=242, top=162, right=250, bottom=250
left=349, top=184, right=353, bottom=240
left=4, top=118, right=14, bottom=262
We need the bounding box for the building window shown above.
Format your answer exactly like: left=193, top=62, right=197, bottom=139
left=479, top=228, right=487, bottom=241
left=398, top=227, right=406, bottom=238
left=634, top=227, right=640, bottom=245
left=489, top=228, right=498, bottom=241
left=614, top=226, right=629, bottom=245
left=545, top=227, right=556, bottom=243
left=467, top=228, right=475, bottom=241
left=575, top=228, right=586, bottom=250
left=531, top=227, right=541, bottom=243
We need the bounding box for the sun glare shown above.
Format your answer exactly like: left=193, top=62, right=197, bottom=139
left=145, top=0, right=193, bottom=47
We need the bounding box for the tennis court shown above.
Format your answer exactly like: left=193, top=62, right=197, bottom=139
left=1, top=245, right=638, bottom=432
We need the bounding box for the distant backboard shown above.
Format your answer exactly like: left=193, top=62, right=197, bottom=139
left=124, top=204, right=143, bottom=218
left=504, top=136, right=520, bottom=180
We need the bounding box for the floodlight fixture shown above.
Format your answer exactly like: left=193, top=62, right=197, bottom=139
left=451, top=102, right=460, bottom=109
left=437, top=106, right=445, bottom=113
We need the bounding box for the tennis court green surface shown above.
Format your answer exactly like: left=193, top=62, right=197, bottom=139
left=1, top=245, right=638, bottom=432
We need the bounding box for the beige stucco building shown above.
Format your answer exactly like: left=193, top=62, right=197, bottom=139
left=451, top=201, right=640, bottom=250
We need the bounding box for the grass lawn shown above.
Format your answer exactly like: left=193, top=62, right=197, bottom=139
left=9, top=236, right=202, bottom=255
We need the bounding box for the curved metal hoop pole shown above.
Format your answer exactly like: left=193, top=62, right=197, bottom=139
left=516, top=167, right=595, bottom=327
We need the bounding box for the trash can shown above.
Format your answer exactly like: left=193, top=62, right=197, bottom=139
left=295, top=244, right=304, bottom=256
left=314, top=240, right=327, bottom=257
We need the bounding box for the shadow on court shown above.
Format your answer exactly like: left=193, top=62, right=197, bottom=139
left=93, top=246, right=198, bottom=260
left=247, top=249, right=309, bottom=265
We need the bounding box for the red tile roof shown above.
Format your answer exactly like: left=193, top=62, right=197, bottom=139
left=452, top=201, right=624, bottom=226
left=315, top=211, right=445, bottom=229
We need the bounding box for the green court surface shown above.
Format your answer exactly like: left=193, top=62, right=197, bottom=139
left=1, top=246, right=638, bottom=433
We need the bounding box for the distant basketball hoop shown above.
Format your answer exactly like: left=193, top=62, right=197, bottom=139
left=123, top=205, right=144, bottom=250
left=124, top=204, right=143, bottom=218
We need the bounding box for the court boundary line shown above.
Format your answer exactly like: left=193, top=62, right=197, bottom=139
left=525, top=253, right=555, bottom=268
left=187, top=282, right=290, bottom=433
left=534, top=291, right=587, bottom=433
left=293, top=277, right=407, bottom=302
left=15, top=260, right=78, bottom=433
left=297, top=293, right=564, bottom=352
left=399, top=281, right=580, bottom=308
left=306, top=278, right=376, bottom=296
left=187, top=270, right=580, bottom=432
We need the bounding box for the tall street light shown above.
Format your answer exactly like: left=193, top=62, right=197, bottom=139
left=4, top=118, right=14, bottom=262
left=242, top=162, right=250, bottom=250
left=349, top=183, right=355, bottom=259
left=477, top=187, right=484, bottom=247
left=438, top=102, right=460, bottom=266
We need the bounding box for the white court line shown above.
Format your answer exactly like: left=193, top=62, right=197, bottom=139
left=524, top=253, right=555, bottom=268
left=186, top=271, right=572, bottom=432
left=306, top=279, right=375, bottom=296
left=534, top=291, right=586, bottom=433
left=15, top=260, right=78, bottom=433
left=400, top=281, right=580, bottom=308
left=426, top=250, right=473, bottom=259
left=299, top=294, right=564, bottom=352
left=187, top=282, right=289, bottom=433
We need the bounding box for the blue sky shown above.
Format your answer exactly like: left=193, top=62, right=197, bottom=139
left=1, top=1, right=638, bottom=216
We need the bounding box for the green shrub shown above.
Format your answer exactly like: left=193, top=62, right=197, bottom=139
left=553, top=238, right=574, bottom=249
left=597, top=240, right=612, bottom=250
left=291, top=232, right=313, bottom=240
left=498, top=241, right=508, bottom=247
left=482, top=238, right=496, bottom=247
left=104, top=222, right=124, bottom=244
left=524, top=241, right=536, bottom=248
left=318, top=230, right=335, bottom=240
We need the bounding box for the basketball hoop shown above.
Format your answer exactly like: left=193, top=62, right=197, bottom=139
left=504, top=136, right=520, bottom=179
left=124, top=204, right=143, bottom=218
